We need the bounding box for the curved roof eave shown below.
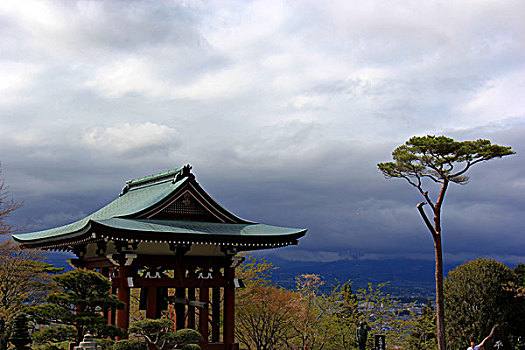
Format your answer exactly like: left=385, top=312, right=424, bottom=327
left=12, top=166, right=308, bottom=247
left=91, top=218, right=307, bottom=239
left=13, top=176, right=189, bottom=243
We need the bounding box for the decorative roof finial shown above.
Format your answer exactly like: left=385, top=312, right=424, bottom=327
left=175, top=164, right=193, bottom=182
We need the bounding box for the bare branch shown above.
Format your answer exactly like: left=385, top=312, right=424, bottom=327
left=416, top=202, right=437, bottom=237
left=450, top=158, right=485, bottom=179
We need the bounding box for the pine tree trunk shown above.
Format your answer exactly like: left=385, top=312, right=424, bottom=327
left=433, top=179, right=448, bottom=350
left=434, top=232, right=446, bottom=350
left=0, top=319, right=8, bottom=350
left=0, top=336, right=7, bottom=350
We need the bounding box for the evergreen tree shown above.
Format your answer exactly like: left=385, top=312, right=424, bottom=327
left=444, top=259, right=523, bottom=350
left=513, top=264, right=525, bottom=350
left=28, top=269, right=125, bottom=343
left=378, top=135, right=514, bottom=350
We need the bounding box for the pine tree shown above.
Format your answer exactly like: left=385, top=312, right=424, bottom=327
left=378, top=135, right=514, bottom=350
left=28, top=269, right=125, bottom=343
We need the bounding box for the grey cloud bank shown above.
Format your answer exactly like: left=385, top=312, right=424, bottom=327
left=1, top=0, right=524, bottom=264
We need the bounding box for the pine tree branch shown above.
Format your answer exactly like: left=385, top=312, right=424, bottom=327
left=417, top=202, right=437, bottom=237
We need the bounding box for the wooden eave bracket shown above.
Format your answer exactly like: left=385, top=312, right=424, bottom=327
left=106, top=254, right=119, bottom=266
left=124, top=253, right=138, bottom=266
left=230, top=256, right=245, bottom=268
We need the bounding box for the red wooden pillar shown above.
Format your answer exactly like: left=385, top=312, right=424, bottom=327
left=101, top=268, right=111, bottom=324
left=198, top=287, right=209, bottom=342
left=223, top=267, right=235, bottom=346
left=188, top=287, right=196, bottom=329
left=175, top=287, right=186, bottom=330
left=146, top=287, right=158, bottom=319
left=108, top=286, right=117, bottom=325
left=116, top=266, right=131, bottom=332
left=211, top=286, right=221, bottom=342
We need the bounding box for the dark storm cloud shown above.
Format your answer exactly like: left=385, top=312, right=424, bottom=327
left=1, top=1, right=524, bottom=264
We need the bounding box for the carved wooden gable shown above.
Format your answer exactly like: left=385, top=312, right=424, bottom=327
left=144, top=183, right=233, bottom=223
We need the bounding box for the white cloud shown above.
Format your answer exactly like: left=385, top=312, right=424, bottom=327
left=457, top=69, right=525, bottom=124
left=0, top=1, right=63, bottom=30
left=201, top=0, right=288, bottom=55
left=85, top=57, right=165, bottom=99
left=85, top=58, right=254, bottom=100
left=82, top=122, right=180, bottom=156
left=0, top=62, right=42, bottom=104
left=175, top=65, right=256, bottom=99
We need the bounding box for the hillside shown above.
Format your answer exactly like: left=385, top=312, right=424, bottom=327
left=264, top=255, right=460, bottom=300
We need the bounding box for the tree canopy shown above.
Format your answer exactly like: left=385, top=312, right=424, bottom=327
left=444, top=259, right=524, bottom=350
left=378, top=136, right=514, bottom=188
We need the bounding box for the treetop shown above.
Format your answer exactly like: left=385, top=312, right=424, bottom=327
left=378, top=135, right=515, bottom=185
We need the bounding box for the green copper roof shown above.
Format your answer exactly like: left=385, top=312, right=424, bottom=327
left=92, top=218, right=305, bottom=237
left=12, top=166, right=307, bottom=247
left=13, top=175, right=190, bottom=243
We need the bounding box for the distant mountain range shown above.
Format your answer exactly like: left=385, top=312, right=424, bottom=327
left=43, top=252, right=459, bottom=300
left=262, top=255, right=461, bottom=300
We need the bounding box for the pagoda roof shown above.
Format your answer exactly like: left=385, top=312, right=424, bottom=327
left=13, top=165, right=306, bottom=251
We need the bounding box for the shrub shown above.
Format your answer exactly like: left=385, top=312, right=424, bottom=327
left=112, top=339, right=145, bottom=350
left=167, top=329, right=203, bottom=345
left=181, top=344, right=201, bottom=350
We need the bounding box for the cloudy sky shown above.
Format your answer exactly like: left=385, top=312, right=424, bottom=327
left=1, top=0, right=524, bottom=265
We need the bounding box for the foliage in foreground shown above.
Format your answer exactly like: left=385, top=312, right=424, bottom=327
left=236, top=254, right=525, bottom=350
left=406, top=300, right=437, bottom=350
left=444, top=259, right=525, bottom=350
left=128, top=318, right=202, bottom=350
left=0, top=242, right=62, bottom=350
left=235, top=255, right=416, bottom=350
left=10, top=313, right=31, bottom=350
left=112, top=339, right=144, bottom=350
left=28, top=269, right=125, bottom=344
left=32, top=326, right=77, bottom=350
left=0, top=164, right=63, bottom=350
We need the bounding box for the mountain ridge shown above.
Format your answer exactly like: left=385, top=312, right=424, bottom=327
left=262, top=255, right=460, bottom=299
left=42, top=251, right=459, bottom=299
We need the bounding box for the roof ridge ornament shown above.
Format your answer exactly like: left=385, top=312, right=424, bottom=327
left=120, top=164, right=193, bottom=196
left=174, top=164, right=193, bottom=183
